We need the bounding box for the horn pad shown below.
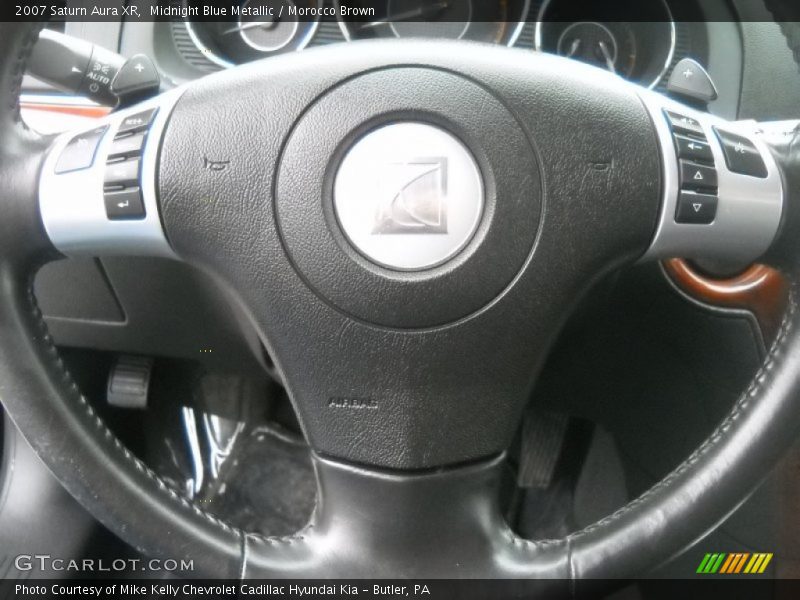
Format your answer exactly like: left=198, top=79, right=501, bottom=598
left=274, top=67, right=542, bottom=329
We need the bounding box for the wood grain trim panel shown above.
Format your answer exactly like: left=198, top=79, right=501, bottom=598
left=663, top=259, right=789, bottom=343
left=21, top=102, right=111, bottom=119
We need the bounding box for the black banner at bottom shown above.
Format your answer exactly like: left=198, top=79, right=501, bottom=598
left=1, top=578, right=798, bottom=600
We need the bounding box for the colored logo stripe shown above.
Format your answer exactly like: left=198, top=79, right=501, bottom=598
left=719, top=553, right=737, bottom=574
left=697, top=553, right=725, bottom=573
left=719, top=553, right=749, bottom=573
left=744, top=553, right=773, bottom=574
left=697, top=553, right=773, bottom=574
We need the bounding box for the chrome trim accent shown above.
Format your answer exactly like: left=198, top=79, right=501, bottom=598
left=39, top=89, right=185, bottom=258
left=534, top=0, right=676, bottom=90
left=638, top=90, right=784, bottom=263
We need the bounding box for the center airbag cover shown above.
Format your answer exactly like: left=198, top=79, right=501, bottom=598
left=275, top=67, right=541, bottom=328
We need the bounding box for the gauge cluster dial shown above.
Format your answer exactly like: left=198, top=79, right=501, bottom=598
left=184, top=0, right=322, bottom=68
left=335, top=0, right=531, bottom=46
left=535, top=0, right=675, bottom=88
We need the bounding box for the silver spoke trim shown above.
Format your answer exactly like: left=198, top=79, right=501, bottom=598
left=39, top=89, right=185, bottom=258
left=638, top=90, right=784, bottom=264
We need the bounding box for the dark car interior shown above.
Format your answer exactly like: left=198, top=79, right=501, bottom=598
left=4, top=0, right=800, bottom=596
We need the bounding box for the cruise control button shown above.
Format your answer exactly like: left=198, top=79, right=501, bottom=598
left=665, top=110, right=705, bottom=137
left=680, top=160, right=718, bottom=190
left=116, top=108, right=157, bottom=136
left=714, top=128, right=768, bottom=178
left=104, top=158, right=140, bottom=188
left=54, top=126, right=108, bottom=174
left=675, top=191, right=717, bottom=224
left=108, top=132, right=145, bottom=161
left=104, top=188, right=145, bottom=220
left=674, top=134, right=713, bottom=163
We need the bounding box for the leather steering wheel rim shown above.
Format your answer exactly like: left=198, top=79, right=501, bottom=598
left=3, top=20, right=800, bottom=592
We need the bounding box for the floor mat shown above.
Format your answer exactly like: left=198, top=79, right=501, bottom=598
left=204, top=424, right=316, bottom=537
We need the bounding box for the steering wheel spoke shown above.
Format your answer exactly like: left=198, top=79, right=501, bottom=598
left=638, top=91, right=784, bottom=265
left=38, top=90, right=182, bottom=259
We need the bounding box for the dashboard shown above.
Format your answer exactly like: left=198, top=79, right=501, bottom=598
left=163, top=0, right=705, bottom=90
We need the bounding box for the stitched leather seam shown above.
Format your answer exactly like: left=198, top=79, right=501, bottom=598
left=10, top=23, right=42, bottom=128
left=566, top=284, right=798, bottom=540
left=245, top=523, right=314, bottom=546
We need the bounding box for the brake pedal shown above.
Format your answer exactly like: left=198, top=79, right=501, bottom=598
left=106, top=355, right=153, bottom=409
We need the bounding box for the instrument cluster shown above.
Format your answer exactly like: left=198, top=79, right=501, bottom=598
left=535, top=0, right=675, bottom=89
left=181, top=0, right=677, bottom=89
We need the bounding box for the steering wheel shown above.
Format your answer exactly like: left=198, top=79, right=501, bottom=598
left=3, top=20, right=800, bottom=592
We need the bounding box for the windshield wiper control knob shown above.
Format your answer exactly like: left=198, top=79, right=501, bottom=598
left=28, top=29, right=160, bottom=108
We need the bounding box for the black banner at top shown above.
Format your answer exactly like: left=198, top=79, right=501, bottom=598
left=5, top=0, right=800, bottom=23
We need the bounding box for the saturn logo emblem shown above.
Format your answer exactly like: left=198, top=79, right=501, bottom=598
left=334, top=122, right=483, bottom=271
left=373, top=158, right=448, bottom=234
